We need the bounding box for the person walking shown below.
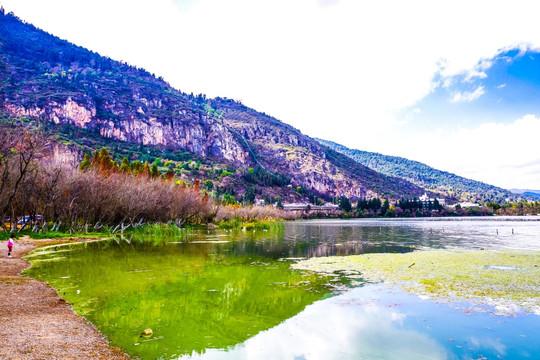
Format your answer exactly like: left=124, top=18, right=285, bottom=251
left=7, top=234, right=14, bottom=258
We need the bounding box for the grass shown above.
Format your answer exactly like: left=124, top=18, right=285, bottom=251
left=124, top=223, right=187, bottom=241
left=292, top=249, right=540, bottom=315
left=1, top=229, right=110, bottom=240
left=218, top=218, right=282, bottom=230
left=2, top=219, right=280, bottom=243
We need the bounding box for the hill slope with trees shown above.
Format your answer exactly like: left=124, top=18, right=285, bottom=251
left=0, top=9, right=425, bottom=203
left=317, top=139, right=515, bottom=203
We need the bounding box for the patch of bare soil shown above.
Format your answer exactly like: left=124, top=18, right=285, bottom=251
left=0, top=237, right=130, bottom=360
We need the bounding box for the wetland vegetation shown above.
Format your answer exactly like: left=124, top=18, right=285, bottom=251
left=293, top=249, right=540, bottom=315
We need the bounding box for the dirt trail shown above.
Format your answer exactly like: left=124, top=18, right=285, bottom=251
left=0, top=237, right=130, bottom=360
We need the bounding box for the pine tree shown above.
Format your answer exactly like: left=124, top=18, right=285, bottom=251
left=339, top=196, right=352, bottom=212
left=204, top=180, right=213, bottom=191
left=98, top=147, right=113, bottom=173
left=381, top=199, right=390, bottom=215
left=91, top=149, right=101, bottom=168
left=79, top=153, right=92, bottom=171
left=120, top=157, right=130, bottom=173
left=141, top=161, right=151, bottom=178
left=131, top=160, right=143, bottom=175
left=150, top=163, right=160, bottom=178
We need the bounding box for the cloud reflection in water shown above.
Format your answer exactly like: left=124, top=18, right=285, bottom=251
left=181, top=285, right=447, bottom=360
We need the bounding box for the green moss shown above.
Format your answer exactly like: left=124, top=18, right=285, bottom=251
left=292, top=249, right=540, bottom=314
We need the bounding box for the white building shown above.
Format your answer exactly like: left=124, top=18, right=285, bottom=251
left=419, top=193, right=446, bottom=207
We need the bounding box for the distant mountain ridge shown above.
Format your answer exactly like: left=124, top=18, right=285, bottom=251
left=0, top=9, right=424, bottom=202
left=316, top=139, right=515, bottom=203
left=511, top=189, right=540, bottom=198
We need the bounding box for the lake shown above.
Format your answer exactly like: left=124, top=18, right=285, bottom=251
left=24, top=217, right=540, bottom=359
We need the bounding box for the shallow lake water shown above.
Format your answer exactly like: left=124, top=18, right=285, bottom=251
left=24, top=217, right=540, bottom=359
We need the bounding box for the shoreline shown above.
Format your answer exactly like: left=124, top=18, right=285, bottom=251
left=294, top=214, right=540, bottom=222
left=0, top=236, right=130, bottom=360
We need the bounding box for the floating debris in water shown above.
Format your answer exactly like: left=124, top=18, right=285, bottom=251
left=141, top=328, right=153, bottom=336
left=189, top=241, right=231, bottom=244
left=141, top=336, right=164, bottom=342
left=485, top=265, right=520, bottom=271
left=278, top=257, right=307, bottom=262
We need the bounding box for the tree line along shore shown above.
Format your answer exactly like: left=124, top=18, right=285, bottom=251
left=2, top=124, right=538, bottom=240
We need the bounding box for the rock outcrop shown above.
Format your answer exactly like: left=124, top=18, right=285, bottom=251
left=0, top=9, right=424, bottom=200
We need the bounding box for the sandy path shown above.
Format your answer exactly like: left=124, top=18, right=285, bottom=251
left=0, top=237, right=130, bottom=360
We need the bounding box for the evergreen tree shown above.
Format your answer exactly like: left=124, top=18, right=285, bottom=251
left=151, top=163, right=160, bottom=178
left=381, top=199, right=390, bottom=215
left=120, top=157, right=130, bottom=173
left=204, top=180, right=213, bottom=191
left=131, top=160, right=143, bottom=175
left=357, top=198, right=367, bottom=211
left=79, top=153, right=91, bottom=171
left=141, top=161, right=151, bottom=178
left=245, top=186, right=256, bottom=204
left=91, top=149, right=101, bottom=168
left=338, top=196, right=352, bottom=212
left=98, top=147, right=113, bottom=173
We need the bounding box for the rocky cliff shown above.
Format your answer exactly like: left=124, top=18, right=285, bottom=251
left=0, top=9, right=423, bottom=200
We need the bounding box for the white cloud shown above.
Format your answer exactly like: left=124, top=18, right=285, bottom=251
left=402, top=114, right=540, bottom=189
left=317, top=0, right=341, bottom=7
left=449, top=86, right=486, bottom=103
left=464, top=70, right=488, bottom=82
left=497, top=84, right=507, bottom=89
left=184, top=286, right=447, bottom=360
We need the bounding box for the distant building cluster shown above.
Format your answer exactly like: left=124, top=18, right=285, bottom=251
left=419, top=193, right=446, bottom=207
left=282, top=203, right=340, bottom=211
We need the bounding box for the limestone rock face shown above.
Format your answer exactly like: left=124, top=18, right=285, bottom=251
left=5, top=98, right=250, bottom=165
left=220, top=107, right=376, bottom=199
left=48, top=143, right=84, bottom=168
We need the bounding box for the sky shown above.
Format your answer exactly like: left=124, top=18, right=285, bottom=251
left=2, top=0, right=540, bottom=190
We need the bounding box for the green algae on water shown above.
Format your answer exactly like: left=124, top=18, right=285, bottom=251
left=23, top=235, right=333, bottom=359
left=292, top=249, right=540, bottom=315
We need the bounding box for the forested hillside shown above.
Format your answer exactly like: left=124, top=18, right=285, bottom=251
left=317, top=139, right=515, bottom=203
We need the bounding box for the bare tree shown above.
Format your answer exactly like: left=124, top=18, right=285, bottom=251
left=0, top=125, right=47, bottom=230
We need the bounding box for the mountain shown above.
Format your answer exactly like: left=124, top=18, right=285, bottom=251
left=510, top=189, right=540, bottom=198
left=316, top=139, right=515, bottom=203
left=0, top=9, right=424, bottom=203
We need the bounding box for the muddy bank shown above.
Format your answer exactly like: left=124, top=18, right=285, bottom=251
left=0, top=237, right=130, bottom=360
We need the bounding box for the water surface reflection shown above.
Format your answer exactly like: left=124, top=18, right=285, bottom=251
left=183, top=284, right=540, bottom=360
left=23, top=217, right=540, bottom=359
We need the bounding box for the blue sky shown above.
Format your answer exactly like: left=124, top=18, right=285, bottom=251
left=403, top=49, right=540, bottom=131
left=2, top=0, right=540, bottom=189
left=395, top=48, right=540, bottom=189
